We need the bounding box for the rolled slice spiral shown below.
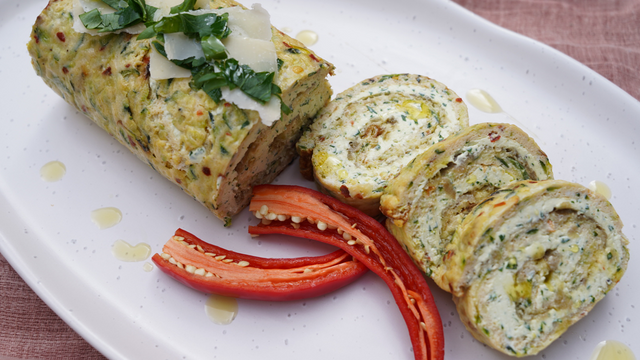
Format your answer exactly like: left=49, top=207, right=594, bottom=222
left=443, top=180, right=629, bottom=356
left=381, top=123, right=553, bottom=280
left=296, top=74, right=469, bottom=217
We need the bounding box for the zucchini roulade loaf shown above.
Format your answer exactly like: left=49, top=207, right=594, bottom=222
left=380, top=123, right=553, bottom=280
left=27, top=0, right=334, bottom=224
left=296, top=74, right=469, bottom=217
left=442, top=180, right=629, bottom=356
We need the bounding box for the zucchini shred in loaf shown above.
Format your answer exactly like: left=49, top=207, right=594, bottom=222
left=381, top=123, right=553, bottom=281
left=296, top=74, right=469, bottom=217
left=27, top=0, right=334, bottom=223
left=443, top=180, right=629, bottom=356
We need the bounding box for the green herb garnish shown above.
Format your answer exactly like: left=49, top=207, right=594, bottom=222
left=80, top=0, right=158, bottom=33
left=84, top=0, right=290, bottom=114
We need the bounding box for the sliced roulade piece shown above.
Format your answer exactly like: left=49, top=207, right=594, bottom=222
left=380, top=123, right=553, bottom=279
left=296, top=74, right=469, bottom=217
left=443, top=180, right=629, bottom=356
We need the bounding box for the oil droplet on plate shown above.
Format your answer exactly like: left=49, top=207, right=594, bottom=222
left=296, top=30, right=318, bottom=46
left=142, top=262, right=154, bottom=272
left=40, top=161, right=66, bottom=182
left=590, top=340, right=636, bottom=360
left=466, top=89, right=503, bottom=113
left=280, top=26, right=292, bottom=33
left=91, top=207, right=122, bottom=229
left=111, top=239, right=152, bottom=262
left=205, top=294, right=238, bottom=325
left=588, top=180, right=612, bottom=200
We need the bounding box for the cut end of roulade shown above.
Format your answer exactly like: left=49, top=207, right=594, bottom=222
left=444, top=179, right=629, bottom=356
left=381, top=122, right=553, bottom=279
left=296, top=73, right=469, bottom=217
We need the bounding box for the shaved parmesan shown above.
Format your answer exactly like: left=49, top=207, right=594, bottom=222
left=194, top=0, right=211, bottom=10
left=223, top=35, right=277, bottom=73
left=189, top=4, right=272, bottom=41
left=151, top=4, right=277, bottom=74
left=79, top=0, right=115, bottom=13
left=165, top=33, right=205, bottom=60
left=145, top=0, right=210, bottom=20
left=146, top=0, right=184, bottom=7
left=72, top=1, right=93, bottom=33
left=146, top=0, right=183, bottom=21
left=226, top=4, right=271, bottom=41
left=221, top=87, right=281, bottom=126
left=149, top=45, right=192, bottom=80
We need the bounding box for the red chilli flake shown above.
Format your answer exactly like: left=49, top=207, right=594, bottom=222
left=62, top=67, right=69, bottom=74
left=56, top=32, right=65, bottom=42
left=455, top=98, right=463, bottom=102
left=202, top=167, right=211, bottom=176
left=309, top=54, right=320, bottom=62
left=488, top=131, right=501, bottom=143
left=127, top=135, right=137, bottom=148
left=282, top=41, right=291, bottom=48
left=444, top=250, right=455, bottom=261
left=102, top=67, right=112, bottom=76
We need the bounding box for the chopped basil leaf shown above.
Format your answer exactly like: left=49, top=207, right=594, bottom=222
left=192, top=65, right=225, bottom=103
left=137, top=24, right=157, bottom=39
left=141, top=12, right=230, bottom=40
left=201, top=35, right=227, bottom=61
left=280, top=100, right=292, bottom=115
left=170, top=0, right=197, bottom=14
left=152, top=41, right=167, bottom=56
left=79, top=9, right=103, bottom=29
left=219, top=59, right=275, bottom=103
left=80, top=0, right=157, bottom=33
left=102, top=0, right=127, bottom=10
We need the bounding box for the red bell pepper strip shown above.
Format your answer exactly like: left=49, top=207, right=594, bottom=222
left=249, top=184, right=444, bottom=360
left=152, top=228, right=368, bottom=301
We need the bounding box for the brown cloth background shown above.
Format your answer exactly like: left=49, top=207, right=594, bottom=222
left=1, top=0, right=639, bottom=359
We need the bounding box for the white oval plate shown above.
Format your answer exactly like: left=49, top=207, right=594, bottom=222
left=0, top=0, right=638, bottom=359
